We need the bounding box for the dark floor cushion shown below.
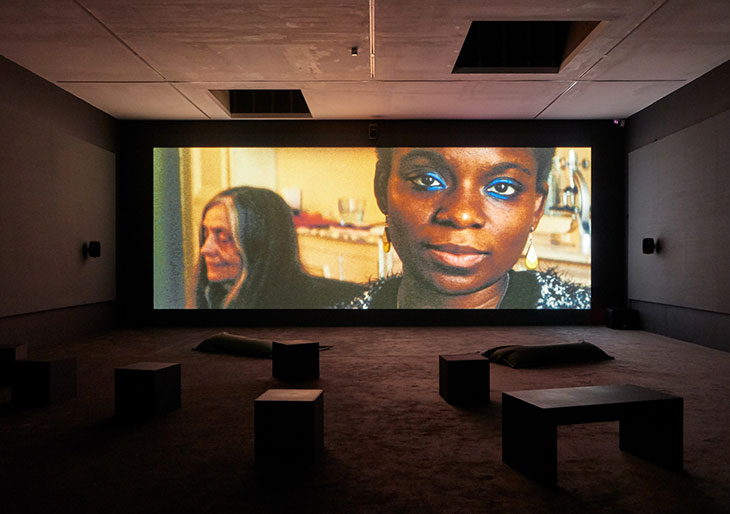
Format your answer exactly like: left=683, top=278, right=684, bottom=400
left=482, top=341, right=613, bottom=368
left=193, top=332, right=273, bottom=358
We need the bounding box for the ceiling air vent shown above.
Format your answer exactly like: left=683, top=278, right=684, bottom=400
left=210, top=89, right=312, bottom=118
left=453, top=21, right=600, bottom=74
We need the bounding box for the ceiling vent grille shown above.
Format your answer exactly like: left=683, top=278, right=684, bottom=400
left=210, top=89, right=312, bottom=118
left=453, top=21, right=600, bottom=74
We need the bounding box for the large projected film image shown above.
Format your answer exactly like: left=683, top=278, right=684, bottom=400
left=154, top=147, right=591, bottom=310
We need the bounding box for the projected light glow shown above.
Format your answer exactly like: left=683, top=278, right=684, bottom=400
left=153, top=147, right=591, bottom=310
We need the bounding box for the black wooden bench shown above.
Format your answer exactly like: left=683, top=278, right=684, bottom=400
left=502, top=384, right=683, bottom=486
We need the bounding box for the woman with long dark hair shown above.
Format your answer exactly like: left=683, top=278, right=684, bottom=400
left=189, top=186, right=364, bottom=309
left=188, top=186, right=308, bottom=309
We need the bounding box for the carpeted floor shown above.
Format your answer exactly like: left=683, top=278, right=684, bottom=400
left=1, top=325, right=729, bottom=514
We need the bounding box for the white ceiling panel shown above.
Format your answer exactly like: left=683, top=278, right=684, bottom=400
left=374, top=0, right=665, bottom=80
left=0, top=0, right=160, bottom=81
left=0, top=0, right=728, bottom=120
left=80, top=0, right=370, bottom=81
left=301, top=80, right=575, bottom=119
left=583, top=0, right=730, bottom=81
left=58, top=82, right=207, bottom=119
left=175, top=80, right=573, bottom=119
left=538, top=80, right=685, bottom=119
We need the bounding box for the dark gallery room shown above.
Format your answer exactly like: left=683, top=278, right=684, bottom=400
left=1, top=1, right=730, bottom=513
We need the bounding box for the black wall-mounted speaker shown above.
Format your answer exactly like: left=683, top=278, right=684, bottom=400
left=368, top=123, right=378, bottom=140
left=642, top=238, right=655, bottom=254
left=88, top=241, right=101, bottom=258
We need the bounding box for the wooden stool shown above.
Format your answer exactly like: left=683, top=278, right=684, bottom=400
left=115, top=362, right=181, bottom=417
left=272, top=340, right=319, bottom=380
left=254, top=389, right=324, bottom=466
left=12, top=357, right=77, bottom=407
left=0, top=343, right=28, bottom=387
left=439, top=353, right=490, bottom=405
left=502, top=384, right=683, bottom=486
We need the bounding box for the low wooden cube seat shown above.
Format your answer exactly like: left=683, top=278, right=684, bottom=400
left=0, top=343, right=28, bottom=387
left=439, top=352, right=490, bottom=405
left=12, top=356, right=77, bottom=407
left=254, top=389, right=324, bottom=467
left=114, top=362, right=181, bottom=417
left=502, top=384, right=683, bottom=486
left=272, top=340, right=319, bottom=380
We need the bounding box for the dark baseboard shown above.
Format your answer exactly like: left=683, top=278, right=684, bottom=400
left=630, top=299, right=730, bottom=352
left=0, top=302, right=117, bottom=349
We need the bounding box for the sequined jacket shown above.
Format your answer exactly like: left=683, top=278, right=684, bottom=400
left=336, top=269, right=591, bottom=309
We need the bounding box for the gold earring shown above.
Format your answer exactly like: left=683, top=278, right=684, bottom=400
left=382, top=217, right=391, bottom=253
left=525, top=227, right=538, bottom=270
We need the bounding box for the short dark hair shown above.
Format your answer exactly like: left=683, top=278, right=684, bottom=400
left=374, top=147, right=554, bottom=214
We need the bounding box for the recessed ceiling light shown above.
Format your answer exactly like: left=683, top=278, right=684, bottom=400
left=453, top=21, right=601, bottom=74
left=209, top=89, right=312, bottom=119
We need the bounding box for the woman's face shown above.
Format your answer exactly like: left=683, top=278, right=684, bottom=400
left=386, top=147, right=547, bottom=296
left=200, top=203, right=244, bottom=283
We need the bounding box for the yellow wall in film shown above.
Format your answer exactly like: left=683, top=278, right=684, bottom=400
left=178, top=147, right=589, bottom=232
left=275, top=147, right=382, bottom=224
left=177, top=147, right=383, bottom=295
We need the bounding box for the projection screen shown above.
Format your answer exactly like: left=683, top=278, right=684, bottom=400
left=154, top=147, right=591, bottom=310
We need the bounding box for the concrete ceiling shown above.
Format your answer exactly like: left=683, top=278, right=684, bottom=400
left=1, top=0, right=729, bottom=120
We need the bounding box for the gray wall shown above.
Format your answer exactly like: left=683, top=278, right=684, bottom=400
left=0, top=56, right=117, bottom=346
left=627, top=59, right=730, bottom=351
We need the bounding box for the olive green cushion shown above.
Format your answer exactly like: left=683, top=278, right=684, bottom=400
left=483, top=341, right=613, bottom=369
left=193, top=332, right=273, bottom=358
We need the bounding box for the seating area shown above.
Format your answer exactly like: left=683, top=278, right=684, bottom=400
left=114, top=362, right=182, bottom=418
left=438, top=352, right=490, bottom=405
left=11, top=357, right=77, bottom=408
left=272, top=340, right=320, bottom=380
left=254, top=388, right=324, bottom=467
left=1, top=325, right=729, bottom=514
left=502, top=384, right=683, bottom=486
left=0, top=343, right=27, bottom=387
